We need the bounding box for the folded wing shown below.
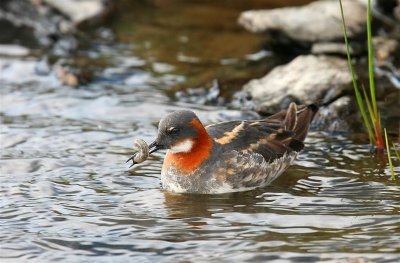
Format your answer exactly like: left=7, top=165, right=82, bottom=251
left=206, top=103, right=318, bottom=163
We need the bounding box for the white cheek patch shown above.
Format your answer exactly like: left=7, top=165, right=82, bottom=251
left=170, top=139, right=194, bottom=153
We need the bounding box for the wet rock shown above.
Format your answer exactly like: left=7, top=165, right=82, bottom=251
left=0, top=0, right=75, bottom=50
left=56, top=64, right=94, bottom=87
left=43, top=0, right=111, bottom=25
left=313, top=96, right=357, bottom=132
left=395, top=0, right=400, bottom=21
left=230, top=90, right=255, bottom=110
left=381, top=87, right=400, bottom=131
left=373, top=36, right=399, bottom=65
left=311, top=42, right=364, bottom=56
left=175, top=80, right=225, bottom=106
left=0, top=44, right=30, bottom=57
left=238, top=0, right=366, bottom=43
left=57, top=66, right=80, bottom=87
left=0, top=0, right=113, bottom=52
left=375, top=0, right=399, bottom=14
left=243, top=55, right=352, bottom=113
left=371, top=36, right=400, bottom=89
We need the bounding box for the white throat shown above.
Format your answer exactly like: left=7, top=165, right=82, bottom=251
left=170, top=139, right=194, bottom=153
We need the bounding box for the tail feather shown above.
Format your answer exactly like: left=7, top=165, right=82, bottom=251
left=265, top=103, right=318, bottom=142
left=292, top=104, right=318, bottom=141
left=283, top=102, right=298, bottom=131
left=260, top=103, right=318, bottom=156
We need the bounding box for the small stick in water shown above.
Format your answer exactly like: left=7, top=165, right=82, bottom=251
left=126, top=139, right=149, bottom=167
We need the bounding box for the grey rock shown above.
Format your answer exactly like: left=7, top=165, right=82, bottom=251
left=395, top=0, right=400, bottom=21
left=0, top=0, right=112, bottom=52
left=311, top=42, right=364, bottom=56
left=238, top=0, right=366, bottom=43
left=374, top=0, right=398, bottom=14
left=0, top=0, right=75, bottom=51
left=43, top=0, right=109, bottom=25
left=356, top=0, right=378, bottom=8
left=373, top=36, right=399, bottom=65
left=0, top=44, right=30, bottom=56
left=372, top=36, right=400, bottom=89
left=243, top=55, right=353, bottom=113
left=313, top=96, right=355, bottom=132
left=0, top=0, right=71, bottom=35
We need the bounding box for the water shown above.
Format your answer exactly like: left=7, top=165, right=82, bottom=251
left=1, top=1, right=399, bottom=262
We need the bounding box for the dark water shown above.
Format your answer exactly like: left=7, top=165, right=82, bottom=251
left=1, top=1, right=399, bottom=262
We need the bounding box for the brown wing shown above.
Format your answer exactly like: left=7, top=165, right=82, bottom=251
left=206, top=103, right=318, bottom=163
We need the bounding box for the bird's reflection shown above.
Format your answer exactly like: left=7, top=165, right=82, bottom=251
left=160, top=170, right=302, bottom=227
left=162, top=189, right=266, bottom=227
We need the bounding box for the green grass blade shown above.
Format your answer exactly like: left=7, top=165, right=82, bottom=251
left=339, top=0, right=358, bottom=92
left=375, top=112, right=385, bottom=151
left=367, top=0, right=378, bottom=116
left=361, top=85, right=376, bottom=124
left=339, top=0, right=375, bottom=144
left=355, top=85, right=376, bottom=144
left=384, top=129, right=396, bottom=179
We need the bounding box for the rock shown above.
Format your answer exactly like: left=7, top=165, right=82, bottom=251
left=0, top=0, right=75, bottom=49
left=381, top=87, right=400, bottom=131
left=56, top=64, right=94, bottom=87
left=238, top=0, right=366, bottom=43
left=371, top=36, right=400, bottom=89
left=0, top=0, right=113, bottom=52
left=313, top=96, right=356, bottom=132
left=0, top=44, right=30, bottom=56
left=43, top=0, right=110, bottom=25
left=375, top=0, right=398, bottom=14
left=311, top=42, right=364, bottom=56
left=395, top=0, right=400, bottom=21
left=243, top=55, right=353, bottom=113
left=356, top=0, right=378, bottom=8
left=358, top=0, right=399, bottom=25
left=57, top=66, right=80, bottom=87
left=373, top=36, right=399, bottom=65
left=175, top=80, right=225, bottom=106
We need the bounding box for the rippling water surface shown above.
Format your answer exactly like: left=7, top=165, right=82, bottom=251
left=1, top=0, right=399, bottom=262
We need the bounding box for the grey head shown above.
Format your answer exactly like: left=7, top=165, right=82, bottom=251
left=126, top=110, right=205, bottom=167
left=150, top=110, right=204, bottom=152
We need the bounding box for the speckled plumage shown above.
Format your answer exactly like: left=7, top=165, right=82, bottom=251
left=161, top=151, right=298, bottom=194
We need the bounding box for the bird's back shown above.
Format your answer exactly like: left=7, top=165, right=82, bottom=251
left=206, top=103, right=318, bottom=163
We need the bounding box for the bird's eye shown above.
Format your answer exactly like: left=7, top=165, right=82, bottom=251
left=167, top=127, right=179, bottom=135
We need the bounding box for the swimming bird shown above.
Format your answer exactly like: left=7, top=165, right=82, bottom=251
left=127, top=103, right=318, bottom=194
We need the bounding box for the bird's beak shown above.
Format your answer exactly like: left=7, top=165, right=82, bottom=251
left=148, top=141, right=162, bottom=154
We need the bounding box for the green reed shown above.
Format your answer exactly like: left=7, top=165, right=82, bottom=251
left=339, top=0, right=397, bottom=178
left=339, top=0, right=384, bottom=150
left=384, top=129, right=396, bottom=180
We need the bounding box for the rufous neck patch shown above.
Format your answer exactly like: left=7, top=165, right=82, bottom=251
left=162, top=118, right=212, bottom=174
